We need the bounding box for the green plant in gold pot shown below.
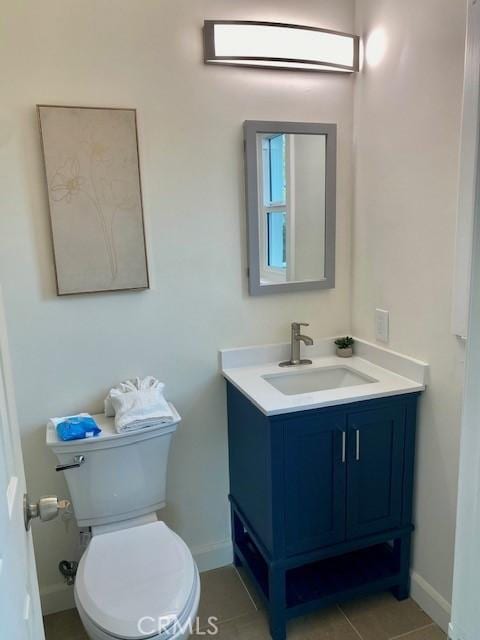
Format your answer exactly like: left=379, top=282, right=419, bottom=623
left=334, top=336, right=354, bottom=358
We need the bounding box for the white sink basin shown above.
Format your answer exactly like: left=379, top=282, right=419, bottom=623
left=263, top=366, right=377, bottom=396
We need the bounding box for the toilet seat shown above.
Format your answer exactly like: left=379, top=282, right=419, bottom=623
left=75, top=521, right=198, bottom=639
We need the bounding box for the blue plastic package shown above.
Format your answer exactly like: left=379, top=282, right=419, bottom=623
left=56, top=416, right=101, bottom=441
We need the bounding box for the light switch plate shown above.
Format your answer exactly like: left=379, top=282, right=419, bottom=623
left=375, top=308, right=389, bottom=342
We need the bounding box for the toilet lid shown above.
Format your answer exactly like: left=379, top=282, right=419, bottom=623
left=75, top=521, right=196, bottom=639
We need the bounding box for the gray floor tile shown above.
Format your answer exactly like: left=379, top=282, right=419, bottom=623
left=339, top=593, right=432, bottom=640
left=197, top=566, right=258, bottom=628
left=43, top=570, right=441, bottom=640
left=392, top=624, right=446, bottom=640
left=288, top=606, right=361, bottom=639
left=43, top=608, right=87, bottom=640
left=235, top=566, right=265, bottom=610
left=201, top=607, right=362, bottom=640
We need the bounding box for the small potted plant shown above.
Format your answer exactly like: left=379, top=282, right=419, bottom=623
left=335, top=336, right=354, bottom=358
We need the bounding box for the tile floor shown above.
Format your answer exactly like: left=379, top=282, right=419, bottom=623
left=43, top=566, right=446, bottom=640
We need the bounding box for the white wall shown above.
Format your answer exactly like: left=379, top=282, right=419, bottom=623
left=0, top=0, right=355, bottom=612
left=352, top=0, right=467, bottom=629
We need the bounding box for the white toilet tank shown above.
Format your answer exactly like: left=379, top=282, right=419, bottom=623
left=46, top=405, right=181, bottom=527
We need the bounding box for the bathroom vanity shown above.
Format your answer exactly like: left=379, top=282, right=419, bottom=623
left=221, top=338, right=427, bottom=640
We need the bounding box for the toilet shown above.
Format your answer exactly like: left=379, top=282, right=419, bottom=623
left=47, top=405, right=200, bottom=640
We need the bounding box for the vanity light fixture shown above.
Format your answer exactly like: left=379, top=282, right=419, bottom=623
left=203, top=20, right=359, bottom=73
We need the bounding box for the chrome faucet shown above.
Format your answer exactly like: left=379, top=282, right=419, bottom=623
left=279, top=322, right=314, bottom=367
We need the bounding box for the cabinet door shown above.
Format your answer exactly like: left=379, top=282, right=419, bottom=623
left=284, top=412, right=346, bottom=555
left=346, top=405, right=406, bottom=539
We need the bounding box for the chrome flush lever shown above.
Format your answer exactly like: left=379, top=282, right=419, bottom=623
left=56, top=455, right=85, bottom=472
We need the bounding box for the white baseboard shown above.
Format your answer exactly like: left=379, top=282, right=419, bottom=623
left=448, top=621, right=461, bottom=640
left=40, top=540, right=234, bottom=616
left=411, top=571, right=451, bottom=633
left=40, top=582, right=75, bottom=616
left=191, top=540, right=233, bottom=573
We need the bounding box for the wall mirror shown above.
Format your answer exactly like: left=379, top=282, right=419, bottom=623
left=244, top=121, right=336, bottom=295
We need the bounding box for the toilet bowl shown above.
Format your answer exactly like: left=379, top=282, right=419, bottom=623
left=47, top=406, right=200, bottom=640
left=75, top=520, right=200, bottom=640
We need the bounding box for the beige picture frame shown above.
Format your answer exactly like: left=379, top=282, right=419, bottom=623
left=37, top=105, right=149, bottom=295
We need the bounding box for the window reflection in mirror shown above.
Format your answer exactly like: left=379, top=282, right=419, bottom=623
left=257, top=132, right=327, bottom=286
left=244, top=121, right=336, bottom=296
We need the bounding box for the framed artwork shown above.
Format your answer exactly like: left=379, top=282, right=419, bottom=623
left=37, top=105, right=149, bottom=295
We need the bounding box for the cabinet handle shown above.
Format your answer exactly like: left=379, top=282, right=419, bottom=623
left=355, top=429, right=360, bottom=461
left=341, top=431, right=346, bottom=463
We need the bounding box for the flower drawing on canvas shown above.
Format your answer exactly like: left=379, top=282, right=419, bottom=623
left=51, top=158, right=86, bottom=203
left=39, top=106, right=148, bottom=295
left=49, top=126, right=137, bottom=283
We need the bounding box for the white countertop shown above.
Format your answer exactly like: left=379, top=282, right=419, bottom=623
left=220, top=338, right=428, bottom=416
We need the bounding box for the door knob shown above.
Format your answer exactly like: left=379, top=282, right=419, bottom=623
left=23, top=494, right=71, bottom=531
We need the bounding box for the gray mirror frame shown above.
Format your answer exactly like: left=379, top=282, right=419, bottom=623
left=244, top=120, right=336, bottom=296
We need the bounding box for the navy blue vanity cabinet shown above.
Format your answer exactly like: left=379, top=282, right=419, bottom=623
left=346, top=406, right=406, bottom=539
left=226, top=382, right=419, bottom=640
left=284, top=411, right=347, bottom=555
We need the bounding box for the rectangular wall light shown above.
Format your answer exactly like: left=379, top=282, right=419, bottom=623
left=203, top=20, right=359, bottom=73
